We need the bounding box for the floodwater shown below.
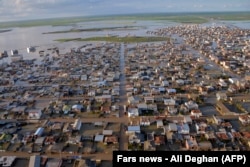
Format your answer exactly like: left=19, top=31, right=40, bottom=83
left=0, top=20, right=177, bottom=51
left=0, top=20, right=178, bottom=64
left=0, top=19, right=249, bottom=64
left=222, top=21, right=250, bottom=29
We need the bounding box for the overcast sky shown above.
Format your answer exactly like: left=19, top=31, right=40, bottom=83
left=0, top=0, right=249, bottom=22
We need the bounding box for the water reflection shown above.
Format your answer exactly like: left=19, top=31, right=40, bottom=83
left=0, top=20, right=249, bottom=64
left=0, top=20, right=179, bottom=50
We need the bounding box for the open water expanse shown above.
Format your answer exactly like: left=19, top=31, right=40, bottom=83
left=0, top=20, right=177, bottom=51
left=0, top=19, right=249, bottom=64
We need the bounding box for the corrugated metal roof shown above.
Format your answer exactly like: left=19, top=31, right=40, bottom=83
left=29, top=155, right=41, bottom=167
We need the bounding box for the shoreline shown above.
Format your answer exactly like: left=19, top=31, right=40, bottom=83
left=0, top=12, right=250, bottom=29
left=0, top=29, right=11, bottom=33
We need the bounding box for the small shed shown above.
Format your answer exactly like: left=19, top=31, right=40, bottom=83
left=128, top=108, right=139, bottom=117
left=167, top=88, right=176, bottom=94
left=104, top=136, right=118, bottom=144
left=156, top=120, right=163, bottom=128
left=184, top=115, right=192, bottom=124
left=28, top=109, right=42, bottom=119
left=137, top=103, right=148, bottom=110
left=72, top=104, right=83, bottom=112
left=34, top=127, right=44, bottom=137
left=216, top=92, right=227, bottom=101
left=126, top=126, right=140, bottom=134
left=168, top=123, right=177, bottom=132
left=94, top=122, right=104, bottom=127
left=103, top=130, right=113, bottom=136
left=73, top=119, right=82, bottom=131
left=94, top=135, right=104, bottom=142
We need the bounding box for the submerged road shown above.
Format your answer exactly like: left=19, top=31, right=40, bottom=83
left=0, top=152, right=112, bottom=160
left=119, top=43, right=128, bottom=151
left=1, top=114, right=239, bottom=127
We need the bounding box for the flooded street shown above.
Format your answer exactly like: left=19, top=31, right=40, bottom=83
left=0, top=19, right=249, bottom=66
left=0, top=20, right=175, bottom=65
left=119, top=43, right=128, bottom=150
left=0, top=20, right=175, bottom=51
left=119, top=43, right=126, bottom=118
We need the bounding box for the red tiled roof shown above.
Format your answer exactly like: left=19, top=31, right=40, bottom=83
left=216, top=132, right=229, bottom=140
left=221, top=122, right=232, bottom=127
left=239, top=115, right=249, bottom=121
left=154, top=136, right=165, bottom=145
left=241, top=132, right=250, bottom=139
left=104, top=136, right=118, bottom=143
left=232, top=132, right=242, bottom=138
left=191, top=109, right=201, bottom=113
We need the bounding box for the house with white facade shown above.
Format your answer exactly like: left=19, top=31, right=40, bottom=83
left=168, top=123, right=178, bottom=132
left=162, top=80, right=169, bottom=87
left=28, top=109, right=42, bottom=119
left=164, top=98, right=176, bottom=106
left=191, top=109, right=202, bottom=118
left=239, top=115, right=250, bottom=125
left=195, top=122, right=207, bottom=134
left=128, top=108, right=139, bottom=117
left=185, top=101, right=199, bottom=111
left=216, top=92, right=227, bottom=101
left=177, top=123, right=190, bottom=134
left=126, top=126, right=141, bottom=134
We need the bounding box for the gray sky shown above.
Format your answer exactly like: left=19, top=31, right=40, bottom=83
left=0, top=0, right=249, bottom=22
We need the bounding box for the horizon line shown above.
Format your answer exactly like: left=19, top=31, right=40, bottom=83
left=1, top=10, right=250, bottom=23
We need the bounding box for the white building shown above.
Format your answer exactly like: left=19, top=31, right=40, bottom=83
left=81, top=75, right=88, bottom=81
left=239, top=115, right=250, bottom=125
left=164, top=98, right=176, bottom=106
left=167, top=89, right=176, bottom=94
left=195, top=122, right=207, bottom=134
left=161, top=80, right=169, bottom=87
left=216, top=92, right=227, bottom=101
left=228, top=78, right=239, bottom=84
left=167, top=106, right=178, bottom=115
left=73, top=119, right=82, bottom=131
left=140, top=117, right=150, bottom=126
left=184, top=101, right=199, bottom=110
left=168, top=123, right=177, bottom=132
left=183, top=115, right=192, bottom=124
left=10, top=49, right=18, bottom=55
left=128, top=108, right=139, bottom=117
left=176, top=79, right=185, bottom=85
left=97, top=80, right=107, bottom=87
left=128, top=96, right=140, bottom=105
left=126, top=126, right=141, bottom=134
left=0, top=156, right=16, bottom=167
left=191, top=109, right=202, bottom=118
left=218, top=78, right=228, bottom=87
left=27, top=46, right=35, bottom=53
left=128, top=133, right=142, bottom=144
left=11, top=54, right=23, bottom=62
left=28, top=109, right=42, bottom=119
left=34, top=127, right=44, bottom=137
left=156, top=120, right=164, bottom=128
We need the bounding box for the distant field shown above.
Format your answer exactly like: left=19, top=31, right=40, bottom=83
left=0, top=17, right=98, bottom=29
left=0, top=12, right=250, bottom=29
left=56, top=36, right=169, bottom=43
left=43, top=26, right=143, bottom=34
left=200, top=12, right=250, bottom=21
left=105, top=14, right=209, bottom=24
